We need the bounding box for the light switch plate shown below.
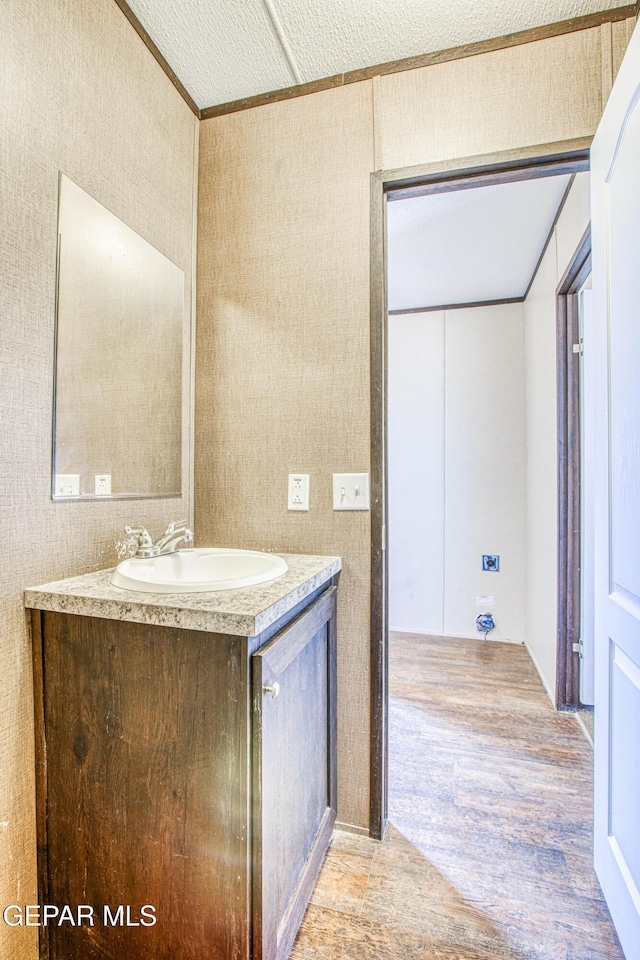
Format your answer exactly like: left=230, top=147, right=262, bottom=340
left=288, top=474, right=309, bottom=511
left=333, top=473, right=370, bottom=511
left=54, top=474, right=80, bottom=497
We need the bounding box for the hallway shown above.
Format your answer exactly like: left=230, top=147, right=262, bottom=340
left=292, top=633, right=623, bottom=959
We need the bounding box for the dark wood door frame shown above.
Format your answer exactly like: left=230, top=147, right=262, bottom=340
left=556, top=226, right=592, bottom=710
left=369, top=138, right=591, bottom=839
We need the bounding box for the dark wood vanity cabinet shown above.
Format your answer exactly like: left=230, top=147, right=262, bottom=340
left=31, top=583, right=337, bottom=960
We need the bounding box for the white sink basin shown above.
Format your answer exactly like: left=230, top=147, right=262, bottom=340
left=110, top=548, right=288, bottom=594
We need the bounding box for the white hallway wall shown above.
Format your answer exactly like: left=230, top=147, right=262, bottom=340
left=389, top=301, right=526, bottom=642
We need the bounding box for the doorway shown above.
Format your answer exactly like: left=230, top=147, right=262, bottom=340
left=369, top=139, right=591, bottom=840
left=556, top=227, right=592, bottom=710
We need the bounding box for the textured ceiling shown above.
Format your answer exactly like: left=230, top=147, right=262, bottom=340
left=386, top=173, right=576, bottom=311
left=124, top=0, right=620, bottom=109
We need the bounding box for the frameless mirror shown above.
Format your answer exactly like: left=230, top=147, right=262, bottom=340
left=52, top=174, right=184, bottom=499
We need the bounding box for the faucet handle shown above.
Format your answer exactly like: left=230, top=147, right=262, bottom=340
left=124, top=526, right=156, bottom=558
left=162, top=519, right=188, bottom=535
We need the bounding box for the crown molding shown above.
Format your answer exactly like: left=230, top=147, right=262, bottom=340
left=200, top=5, right=635, bottom=120
left=113, top=0, right=200, bottom=117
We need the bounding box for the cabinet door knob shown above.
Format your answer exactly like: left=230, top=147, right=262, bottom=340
left=263, top=681, right=280, bottom=699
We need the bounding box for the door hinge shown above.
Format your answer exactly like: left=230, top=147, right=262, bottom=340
left=572, top=639, right=584, bottom=657
left=572, top=342, right=584, bottom=356
left=382, top=523, right=387, bottom=551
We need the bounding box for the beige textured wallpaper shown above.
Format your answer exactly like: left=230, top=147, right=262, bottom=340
left=373, top=28, right=603, bottom=171
left=0, top=2, right=197, bottom=958
left=196, top=83, right=375, bottom=827
left=196, top=21, right=634, bottom=830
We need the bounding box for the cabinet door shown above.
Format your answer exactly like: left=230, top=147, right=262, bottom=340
left=34, top=614, right=252, bottom=960
left=251, top=586, right=337, bottom=960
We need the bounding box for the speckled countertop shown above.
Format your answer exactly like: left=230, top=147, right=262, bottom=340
left=24, top=553, right=341, bottom=637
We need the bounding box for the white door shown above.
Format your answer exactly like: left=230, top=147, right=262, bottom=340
left=591, top=20, right=640, bottom=958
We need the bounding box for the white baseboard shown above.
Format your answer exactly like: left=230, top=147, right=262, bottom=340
left=524, top=641, right=556, bottom=707
left=575, top=712, right=594, bottom=748
left=390, top=627, right=525, bottom=646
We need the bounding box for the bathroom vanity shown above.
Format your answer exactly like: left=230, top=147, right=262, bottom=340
left=25, top=553, right=340, bottom=960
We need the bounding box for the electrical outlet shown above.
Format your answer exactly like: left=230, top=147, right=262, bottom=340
left=288, top=474, right=309, bottom=511
left=95, top=474, right=111, bottom=496
left=482, top=555, right=500, bottom=572
left=54, top=474, right=80, bottom=497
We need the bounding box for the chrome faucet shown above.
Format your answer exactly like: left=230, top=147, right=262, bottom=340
left=125, top=521, right=194, bottom=559
left=153, top=520, right=194, bottom=554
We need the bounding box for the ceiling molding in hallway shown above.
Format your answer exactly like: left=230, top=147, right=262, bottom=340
left=388, top=296, right=525, bottom=316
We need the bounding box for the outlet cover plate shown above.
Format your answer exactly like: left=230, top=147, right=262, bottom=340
left=94, top=474, right=112, bottom=496
left=333, top=473, right=370, bottom=511
left=288, top=474, right=309, bottom=511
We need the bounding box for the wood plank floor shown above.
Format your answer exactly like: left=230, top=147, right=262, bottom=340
left=291, top=633, right=623, bottom=960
